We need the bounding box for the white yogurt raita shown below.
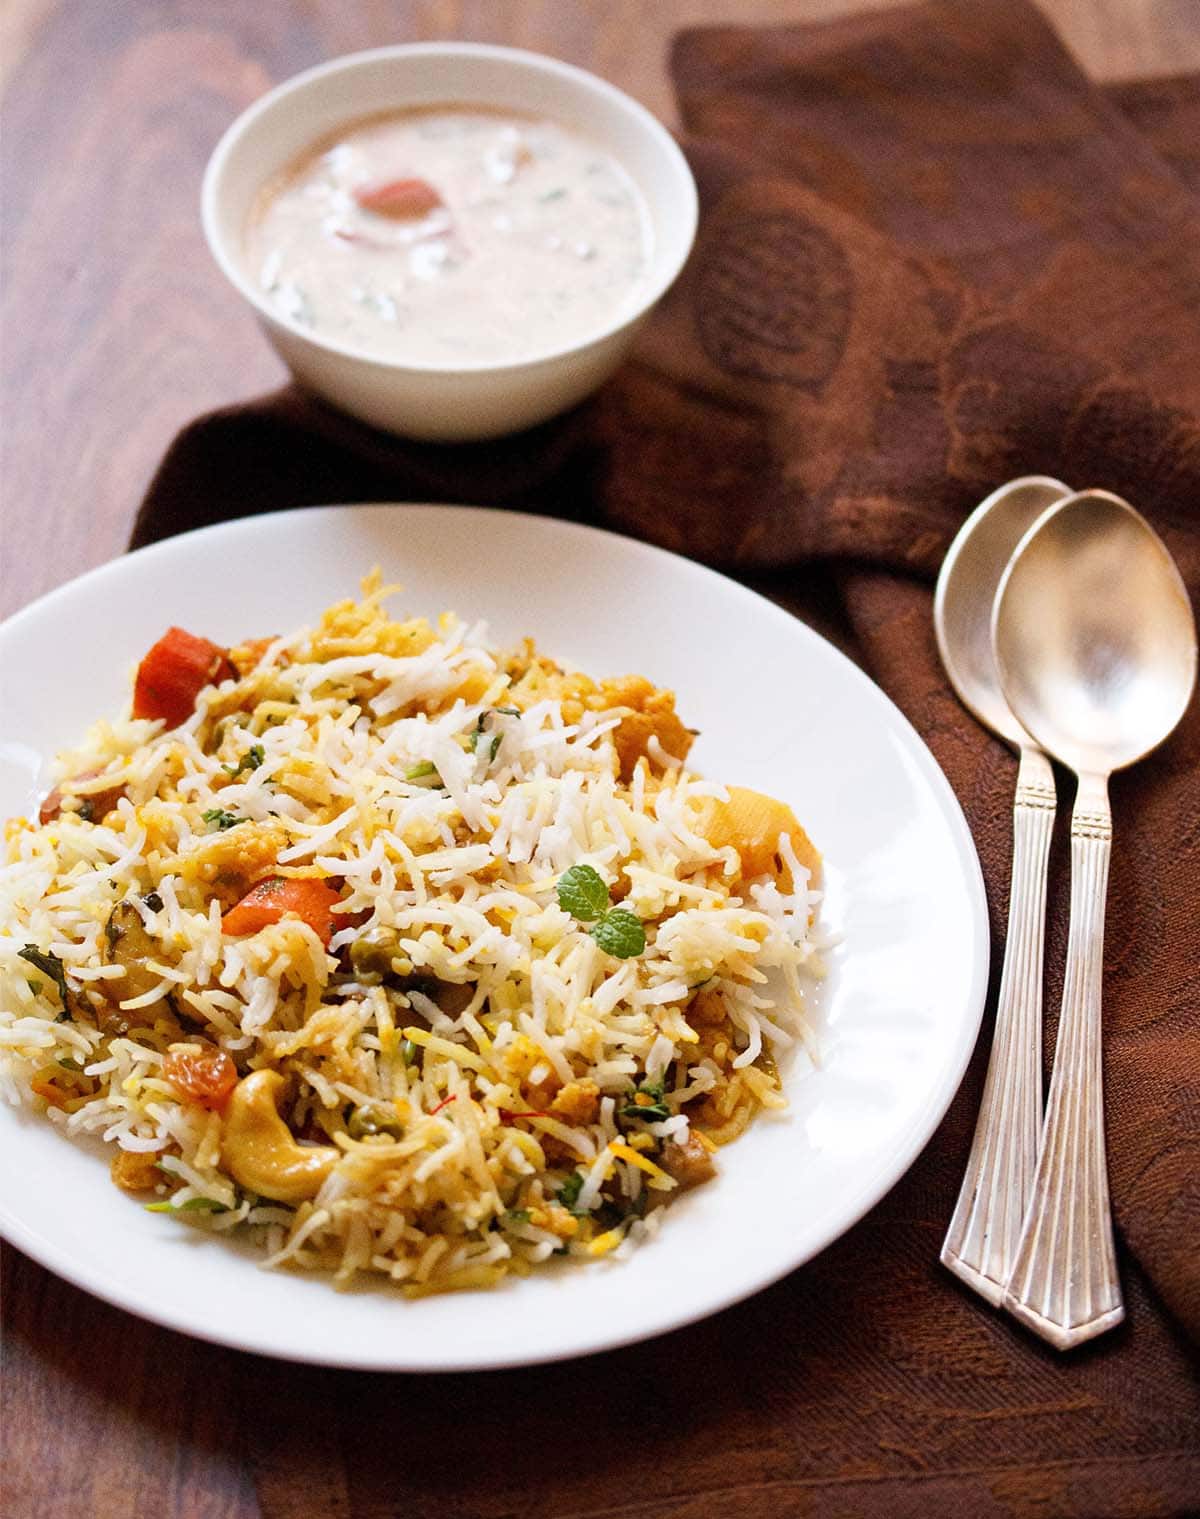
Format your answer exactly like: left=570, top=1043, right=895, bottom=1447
left=245, top=106, right=654, bottom=366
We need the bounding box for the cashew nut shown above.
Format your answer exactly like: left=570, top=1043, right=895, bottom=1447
left=221, top=1070, right=337, bottom=1203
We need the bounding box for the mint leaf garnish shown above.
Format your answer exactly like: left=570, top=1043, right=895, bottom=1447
left=557, top=864, right=610, bottom=922
left=18, top=945, right=69, bottom=1008
left=590, top=909, right=646, bottom=959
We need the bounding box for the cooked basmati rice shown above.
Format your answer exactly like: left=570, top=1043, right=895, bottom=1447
left=0, top=575, right=822, bottom=1293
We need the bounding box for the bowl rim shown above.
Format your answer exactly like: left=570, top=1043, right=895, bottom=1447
left=200, top=41, right=699, bottom=378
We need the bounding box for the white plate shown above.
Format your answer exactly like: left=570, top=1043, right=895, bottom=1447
left=0, top=505, right=988, bottom=1370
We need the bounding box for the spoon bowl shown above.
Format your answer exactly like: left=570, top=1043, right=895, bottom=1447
left=994, top=490, right=1197, bottom=773
left=935, top=476, right=1070, bottom=749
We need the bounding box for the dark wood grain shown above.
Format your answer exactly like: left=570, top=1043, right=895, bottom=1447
left=3, top=5, right=1200, bottom=1519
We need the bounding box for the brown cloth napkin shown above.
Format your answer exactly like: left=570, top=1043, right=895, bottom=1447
left=132, top=2, right=1199, bottom=1511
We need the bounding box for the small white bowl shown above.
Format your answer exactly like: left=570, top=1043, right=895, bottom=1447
left=201, top=43, right=698, bottom=442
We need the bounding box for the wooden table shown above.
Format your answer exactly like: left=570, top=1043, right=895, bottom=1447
left=3, top=4, right=1198, bottom=1516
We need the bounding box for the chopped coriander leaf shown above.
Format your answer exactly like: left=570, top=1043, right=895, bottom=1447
left=620, top=1080, right=670, bottom=1122
left=557, top=1171, right=585, bottom=1210
left=619, top=1079, right=669, bottom=1122
left=467, top=729, right=502, bottom=762
left=557, top=864, right=610, bottom=922
left=473, top=705, right=519, bottom=731
left=224, top=744, right=265, bottom=778
left=18, top=945, right=70, bottom=1009
left=405, top=761, right=440, bottom=782
left=56, top=1057, right=82, bottom=1071
left=590, top=908, right=646, bottom=959
left=469, top=708, right=520, bottom=757
left=504, top=1208, right=531, bottom=1225
left=202, top=807, right=241, bottom=832
left=619, top=1098, right=671, bottom=1123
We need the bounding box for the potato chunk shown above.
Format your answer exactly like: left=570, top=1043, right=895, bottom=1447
left=660, top=1132, right=717, bottom=1190
left=692, top=786, right=821, bottom=891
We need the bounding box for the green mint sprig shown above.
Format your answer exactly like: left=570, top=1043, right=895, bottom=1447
left=556, top=865, right=646, bottom=959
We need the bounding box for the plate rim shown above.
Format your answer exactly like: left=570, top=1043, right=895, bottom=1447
left=0, top=503, right=989, bottom=1370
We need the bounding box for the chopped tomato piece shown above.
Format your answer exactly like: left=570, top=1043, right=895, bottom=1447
left=353, top=177, right=443, bottom=219
left=162, top=1049, right=238, bottom=1112
left=221, top=877, right=342, bottom=946
left=132, top=627, right=235, bottom=728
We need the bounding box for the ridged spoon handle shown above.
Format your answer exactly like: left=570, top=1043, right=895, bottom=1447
left=942, top=744, right=1054, bottom=1303
left=1003, top=774, right=1124, bottom=1348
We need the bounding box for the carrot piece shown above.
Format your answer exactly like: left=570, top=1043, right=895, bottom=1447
left=162, top=1049, right=238, bottom=1112
left=38, top=768, right=126, bottom=824
left=132, top=627, right=235, bottom=728
left=221, top=877, right=342, bottom=946
left=353, top=177, right=443, bottom=219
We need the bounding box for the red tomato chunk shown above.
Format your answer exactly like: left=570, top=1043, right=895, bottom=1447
left=132, top=627, right=235, bottom=728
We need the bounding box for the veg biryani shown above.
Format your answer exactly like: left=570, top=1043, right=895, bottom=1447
left=0, top=575, right=822, bottom=1294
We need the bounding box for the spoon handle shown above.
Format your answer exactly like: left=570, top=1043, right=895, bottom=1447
left=1004, top=775, right=1124, bottom=1349
left=941, top=745, right=1054, bottom=1304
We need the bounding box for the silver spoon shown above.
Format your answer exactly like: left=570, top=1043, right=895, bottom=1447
left=935, top=476, right=1070, bottom=1304
left=994, top=489, right=1197, bottom=1349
